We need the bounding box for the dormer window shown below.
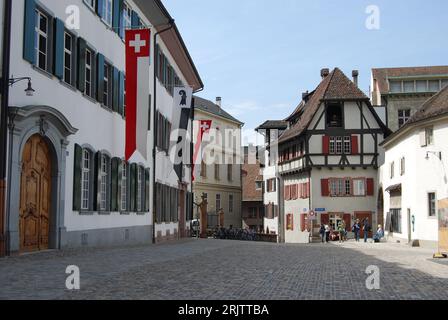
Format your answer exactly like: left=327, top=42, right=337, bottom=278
left=326, top=103, right=343, bottom=128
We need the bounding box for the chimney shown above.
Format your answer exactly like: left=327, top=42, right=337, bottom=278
left=352, top=70, right=359, bottom=87
left=302, top=91, right=309, bottom=101
left=216, top=97, right=222, bottom=108
left=321, top=68, right=330, bottom=79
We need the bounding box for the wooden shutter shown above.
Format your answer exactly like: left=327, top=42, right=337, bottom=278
left=112, top=67, right=119, bottom=112
left=321, top=179, right=330, bottom=197
left=351, top=135, right=359, bottom=155
left=110, top=158, right=119, bottom=211
left=23, top=0, right=36, bottom=64
left=73, top=144, right=83, bottom=211
left=54, top=18, right=65, bottom=79
left=343, top=214, right=351, bottom=230
left=112, top=0, right=123, bottom=36
left=96, top=53, right=105, bottom=103
left=287, top=214, right=294, bottom=231
left=130, top=163, right=137, bottom=212
left=420, top=130, right=427, bottom=147
left=366, top=178, right=374, bottom=196
left=321, top=214, right=329, bottom=226
left=77, top=38, right=87, bottom=92
left=307, top=182, right=310, bottom=198
left=93, top=151, right=102, bottom=211
left=300, top=214, right=307, bottom=232
left=322, top=136, right=330, bottom=155
left=145, top=168, right=150, bottom=212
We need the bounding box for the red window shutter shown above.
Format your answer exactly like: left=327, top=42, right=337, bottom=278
left=294, top=185, right=298, bottom=200
left=367, top=178, right=374, bottom=196
left=322, top=136, right=330, bottom=155
left=343, top=214, right=351, bottom=229
left=351, top=135, right=359, bottom=155
left=321, top=179, right=330, bottom=197
left=301, top=214, right=306, bottom=232
left=306, top=182, right=310, bottom=198
left=321, top=214, right=329, bottom=226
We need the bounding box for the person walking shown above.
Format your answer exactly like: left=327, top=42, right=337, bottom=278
left=352, top=219, right=361, bottom=242
left=324, top=224, right=331, bottom=243
left=337, top=220, right=346, bottom=243
left=319, top=224, right=326, bottom=243
left=363, top=218, right=371, bottom=243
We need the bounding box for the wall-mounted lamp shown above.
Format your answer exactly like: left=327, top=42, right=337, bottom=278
left=426, top=151, right=442, bottom=161
left=7, top=77, right=35, bottom=96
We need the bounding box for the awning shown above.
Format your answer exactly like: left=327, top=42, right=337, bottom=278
left=385, top=184, right=402, bottom=192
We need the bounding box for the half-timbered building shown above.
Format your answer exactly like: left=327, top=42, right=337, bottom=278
left=277, top=68, right=390, bottom=243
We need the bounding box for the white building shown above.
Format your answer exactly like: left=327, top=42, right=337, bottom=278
left=380, top=85, right=448, bottom=248
left=2, top=0, right=202, bottom=254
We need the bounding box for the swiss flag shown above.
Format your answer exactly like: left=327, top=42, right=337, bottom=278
left=125, top=29, right=151, bottom=161
left=192, top=120, right=212, bottom=181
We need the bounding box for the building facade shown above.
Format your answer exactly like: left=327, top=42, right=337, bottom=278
left=277, top=68, right=390, bottom=243
left=371, top=66, right=448, bottom=132
left=380, top=85, right=448, bottom=248
left=2, top=0, right=202, bottom=254
left=193, top=96, right=243, bottom=229
left=242, top=145, right=264, bottom=232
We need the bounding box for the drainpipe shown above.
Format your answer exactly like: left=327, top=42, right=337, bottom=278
left=152, top=21, right=174, bottom=244
left=0, top=0, right=13, bottom=257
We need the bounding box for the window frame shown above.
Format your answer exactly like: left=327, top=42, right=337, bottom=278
left=428, top=192, right=437, bottom=217
left=85, top=48, right=93, bottom=97
left=63, top=31, right=74, bottom=85
left=99, top=154, right=108, bottom=211
left=229, top=194, right=234, bottom=213
left=83, top=0, right=97, bottom=11
left=216, top=194, right=221, bottom=213
left=102, top=0, right=113, bottom=27
left=35, top=8, right=49, bottom=71
left=81, top=149, right=91, bottom=211
left=121, top=161, right=128, bottom=212
left=398, top=109, right=411, bottom=128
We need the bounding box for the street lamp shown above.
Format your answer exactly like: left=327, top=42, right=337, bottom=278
left=8, top=77, right=35, bottom=96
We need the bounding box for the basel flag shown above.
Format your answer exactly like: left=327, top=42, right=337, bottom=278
left=125, top=29, right=151, bottom=161
left=192, top=120, right=212, bottom=181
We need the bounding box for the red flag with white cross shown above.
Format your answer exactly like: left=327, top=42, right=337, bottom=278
left=192, top=120, right=212, bottom=181
left=125, top=29, right=151, bottom=161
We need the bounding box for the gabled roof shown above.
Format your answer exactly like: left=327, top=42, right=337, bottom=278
left=372, top=66, right=448, bottom=94
left=255, top=120, right=288, bottom=131
left=194, top=96, right=244, bottom=125
left=382, top=85, right=448, bottom=147
left=278, top=68, right=371, bottom=143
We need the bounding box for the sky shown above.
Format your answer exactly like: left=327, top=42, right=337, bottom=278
left=162, top=0, right=448, bottom=145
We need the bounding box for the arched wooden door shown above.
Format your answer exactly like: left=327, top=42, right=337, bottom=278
left=19, top=134, right=52, bottom=252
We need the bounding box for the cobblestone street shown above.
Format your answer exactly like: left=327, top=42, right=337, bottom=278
left=0, top=239, right=447, bottom=300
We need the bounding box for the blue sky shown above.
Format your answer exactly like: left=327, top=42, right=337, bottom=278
left=163, top=0, right=448, bottom=145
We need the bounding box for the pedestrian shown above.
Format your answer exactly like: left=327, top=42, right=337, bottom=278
left=352, top=219, right=361, bottom=242
left=337, top=220, right=346, bottom=243
left=373, top=225, right=385, bottom=243
left=319, top=224, right=326, bottom=243
left=363, top=218, right=371, bottom=243
left=325, top=224, right=331, bottom=243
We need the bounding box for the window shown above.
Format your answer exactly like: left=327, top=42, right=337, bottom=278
left=137, top=167, right=143, bottom=212
left=425, top=127, right=434, bottom=145
left=100, top=155, right=108, bottom=211
left=215, top=164, right=220, bottom=180
left=353, top=179, right=366, bottom=196
left=329, top=136, right=350, bottom=155
left=216, top=194, right=221, bottom=213
left=329, top=178, right=352, bottom=197
left=442, top=79, right=448, bottom=89
left=403, top=81, right=414, bottom=93
left=123, top=2, right=132, bottom=31
left=416, top=80, right=427, bottom=92
left=329, top=137, right=336, bottom=154
left=255, top=181, right=263, bottom=190
left=400, top=157, right=406, bottom=176
left=123, top=76, right=126, bottom=116
left=390, top=81, right=402, bottom=93
left=390, top=162, right=395, bottom=179
left=81, top=149, right=91, bottom=210
left=35, top=9, right=49, bottom=71
left=229, top=195, right=234, bottom=213
left=326, top=103, right=343, bottom=128
left=121, top=162, right=127, bottom=211
left=200, top=159, right=207, bottom=178
left=103, top=63, right=112, bottom=107
left=391, top=209, right=402, bottom=233
left=84, top=0, right=96, bottom=10
left=428, top=193, right=436, bottom=217
left=343, top=136, right=351, bottom=154
left=398, top=109, right=411, bottom=128
left=335, top=137, right=343, bottom=154
left=227, top=164, right=233, bottom=181
left=429, top=80, right=440, bottom=92
left=267, top=178, right=276, bottom=192
left=63, top=32, right=73, bottom=84
left=248, top=207, right=257, bottom=219
left=85, top=49, right=93, bottom=97
left=102, top=0, right=113, bottom=27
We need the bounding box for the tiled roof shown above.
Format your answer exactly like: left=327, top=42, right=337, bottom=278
left=255, top=120, right=288, bottom=130
left=278, top=68, right=369, bottom=143
left=372, top=66, right=448, bottom=94
left=194, top=96, right=244, bottom=125
left=406, top=85, right=448, bottom=125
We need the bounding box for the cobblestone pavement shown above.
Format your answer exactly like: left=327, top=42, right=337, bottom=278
left=0, top=239, right=447, bottom=300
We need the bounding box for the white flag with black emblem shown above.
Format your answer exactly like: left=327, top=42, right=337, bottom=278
left=174, top=86, right=193, bottom=110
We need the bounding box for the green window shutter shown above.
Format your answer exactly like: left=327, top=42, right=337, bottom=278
left=73, top=144, right=82, bottom=211
left=118, top=71, right=125, bottom=116
left=148, top=94, right=152, bottom=131
left=54, top=18, right=65, bottom=79
left=93, top=151, right=102, bottom=211
left=130, top=163, right=137, bottom=212
left=77, top=38, right=87, bottom=92
left=117, top=161, right=123, bottom=211
left=23, top=0, right=36, bottom=64
left=112, top=67, right=119, bottom=112
left=96, top=0, right=104, bottom=18
left=96, top=53, right=105, bottom=103
left=145, top=168, right=150, bottom=212
left=111, top=157, right=119, bottom=212
left=112, top=0, right=123, bottom=35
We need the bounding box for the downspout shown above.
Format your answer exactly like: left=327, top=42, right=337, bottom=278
left=0, top=0, right=13, bottom=257
left=152, top=21, right=174, bottom=244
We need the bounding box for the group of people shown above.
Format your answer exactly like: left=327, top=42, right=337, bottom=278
left=319, top=218, right=385, bottom=243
